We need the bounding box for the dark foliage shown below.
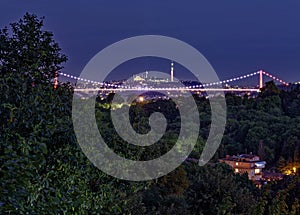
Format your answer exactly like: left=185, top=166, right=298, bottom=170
left=1, top=13, right=300, bottom=214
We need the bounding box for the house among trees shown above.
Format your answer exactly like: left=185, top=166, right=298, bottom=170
left=219, top=154, right=266, bottom=181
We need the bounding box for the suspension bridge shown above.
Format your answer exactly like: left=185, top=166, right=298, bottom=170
left=56, top=70, right=289, bottom=93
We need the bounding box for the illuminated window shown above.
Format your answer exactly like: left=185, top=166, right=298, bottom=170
left=236, top=162, right=239, bottom=166
left=255, top=169, right=260, bottom=174
left=235, top=169, right=239, bottom=173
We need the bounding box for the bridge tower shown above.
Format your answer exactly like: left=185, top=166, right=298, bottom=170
left=259, top=70, right=263, bottom=89
left=54, top=72, right=58, bottom=89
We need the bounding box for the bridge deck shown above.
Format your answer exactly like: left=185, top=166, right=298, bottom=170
left=74, top=88, right=260, bottom=92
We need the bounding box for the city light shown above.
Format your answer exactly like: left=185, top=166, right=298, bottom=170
left=138, top=96, right=144, bottom=102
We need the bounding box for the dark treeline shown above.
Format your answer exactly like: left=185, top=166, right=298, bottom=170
left=1, top=13, right=300, bottom=214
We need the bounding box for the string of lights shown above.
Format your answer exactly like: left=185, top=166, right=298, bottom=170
left=58, top=70, right=289, bottom=90
left=262, top=71, right=289, bottom=86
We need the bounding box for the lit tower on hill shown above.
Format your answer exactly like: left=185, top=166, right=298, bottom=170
left=170, top=61, right=174, bottom=82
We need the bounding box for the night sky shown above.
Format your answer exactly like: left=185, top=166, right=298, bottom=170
left=1, top=0, right=300, bottom=82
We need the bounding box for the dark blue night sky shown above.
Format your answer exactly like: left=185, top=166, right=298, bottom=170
left=1, top=0, right=300, bottom=82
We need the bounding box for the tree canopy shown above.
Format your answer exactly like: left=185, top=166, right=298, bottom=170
left=1, top=13, right=300, bottom=214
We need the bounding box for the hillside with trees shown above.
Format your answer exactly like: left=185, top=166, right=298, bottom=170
left=1, top=13, right=300, bottom=214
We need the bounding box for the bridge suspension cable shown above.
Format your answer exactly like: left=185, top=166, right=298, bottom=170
left=57, top=70, right=289, bottom=90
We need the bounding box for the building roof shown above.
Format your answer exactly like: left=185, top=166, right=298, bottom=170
left=238, top=154, right=258, bottom=159
left=219, top=154, right=262, bottom=163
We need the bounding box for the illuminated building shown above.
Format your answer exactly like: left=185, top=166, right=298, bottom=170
left=219, top=154, right=266, bottom=181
